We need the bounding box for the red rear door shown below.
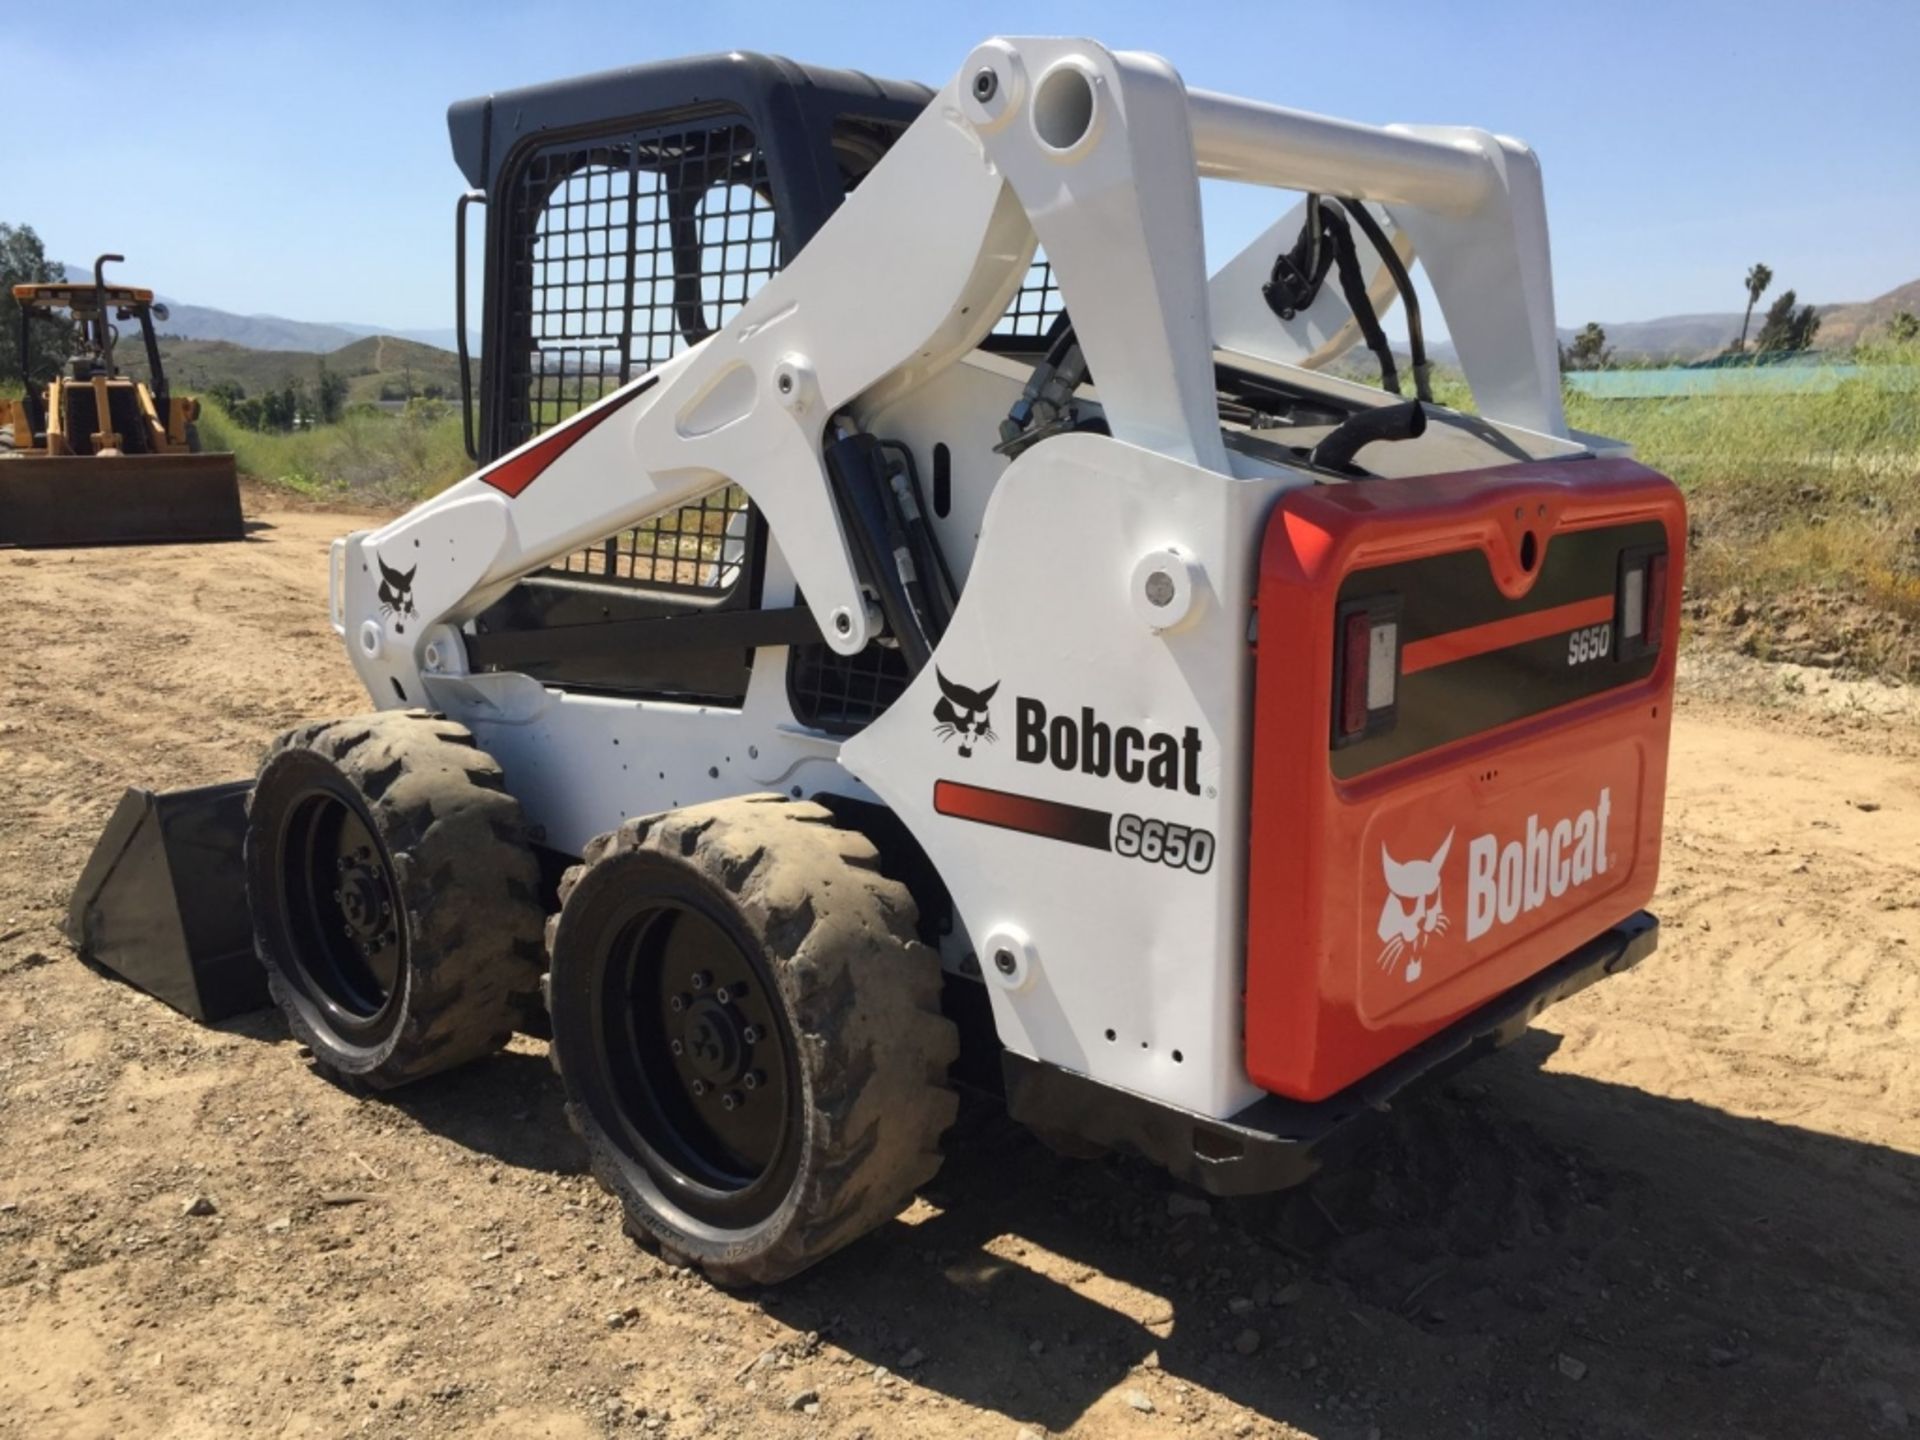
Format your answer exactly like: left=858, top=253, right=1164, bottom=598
left=1246, top=458, right=1685, bottom=1101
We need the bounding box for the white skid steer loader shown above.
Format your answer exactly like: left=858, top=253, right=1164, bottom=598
left=68, top=37, right=1683, bottom=1286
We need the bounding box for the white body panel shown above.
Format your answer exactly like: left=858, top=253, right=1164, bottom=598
left=328, top=37, right=1593, bottom=1121
left=841, top=434, right=1290, bottom=1116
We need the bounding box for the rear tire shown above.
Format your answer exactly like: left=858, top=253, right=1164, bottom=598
left=245, top=710, right=544, bottom=1088
left=546, top=795, right=958, bottom=1286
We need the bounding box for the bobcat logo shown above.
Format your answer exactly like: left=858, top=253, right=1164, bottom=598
left=933, top=670, right=998, bottom=759
left=1377, top=831, right=1452, bottom=984
left=377, top=556, right=417, bottom=620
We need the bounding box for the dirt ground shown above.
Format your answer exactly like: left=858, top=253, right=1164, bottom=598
left=2, top=504, right=1917, bottom=1440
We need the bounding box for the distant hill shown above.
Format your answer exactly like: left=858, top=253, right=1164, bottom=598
left=1810, top=277, right=1920, bottom=349
left=57, top=264, right=475, bottom=354
left=115, top=333, right=463, bottom=407
left=1423, top=276, right=1918, bottom=364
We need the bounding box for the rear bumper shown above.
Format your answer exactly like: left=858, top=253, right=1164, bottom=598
left=1004, top=911, right=1657, bottom=1196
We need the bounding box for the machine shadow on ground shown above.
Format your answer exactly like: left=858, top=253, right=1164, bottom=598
left=763, top=1031, right=1920, bottom=1439
left=208, top=1010, right=1920, bottom=1438
left=382, top=1046, right=587, bottom=1179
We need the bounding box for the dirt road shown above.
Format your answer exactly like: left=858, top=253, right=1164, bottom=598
left=2, top=508, right=1916, bottom=1440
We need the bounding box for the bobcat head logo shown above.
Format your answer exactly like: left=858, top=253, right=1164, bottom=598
left=1377, top=830, right=1452, bottom=984
left=933, top=670, right=998, bottom=759
left=377, top=556, right=417, bottom=620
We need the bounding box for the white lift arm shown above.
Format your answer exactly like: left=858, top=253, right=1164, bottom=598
left=334, top=36, right=1565, bottom=705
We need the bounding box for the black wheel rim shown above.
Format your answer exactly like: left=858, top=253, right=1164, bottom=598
left=591, top=896, right=800, bottom=1229
left=274, top=787, right=405, bottom=1038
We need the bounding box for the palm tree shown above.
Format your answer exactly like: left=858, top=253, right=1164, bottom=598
left=1737, top=263, right=1773, bottom=352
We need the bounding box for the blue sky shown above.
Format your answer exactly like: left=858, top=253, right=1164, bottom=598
left=7, top=0, right=1916, bottom=334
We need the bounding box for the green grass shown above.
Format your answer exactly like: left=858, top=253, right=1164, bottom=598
left=198, top=399, right=470, bottom=506
left=1560, top=344, right=1920, bottom=675
left=118, top=335, right=463, bottom=408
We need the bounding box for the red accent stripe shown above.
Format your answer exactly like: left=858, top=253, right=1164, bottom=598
left=1400, top=593, right=1614, bottom=675
left=933, top=780, right=1112, bottom=850
left=480, top=382, right=651, bottom=498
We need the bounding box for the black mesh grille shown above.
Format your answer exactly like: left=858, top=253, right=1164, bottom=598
left=993, top=254, right=1062, bottom=338
left=502, top=117, right=779, bottom=446
left=787, top=639, right=915, bottom=737
left=544, top=485, right=750, bottom=594
left=501, top=115, right=778, bottom=590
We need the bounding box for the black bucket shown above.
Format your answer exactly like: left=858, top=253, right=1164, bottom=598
left=65, top=781, right=268, bottom=1022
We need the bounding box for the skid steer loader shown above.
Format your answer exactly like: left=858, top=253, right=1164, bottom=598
left=0, top=254, right=243, bottom=545
left=70, top=38, right=1683, bottom=1285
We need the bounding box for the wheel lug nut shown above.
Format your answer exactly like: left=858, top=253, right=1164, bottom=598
left=689, top=1079, right=707, bottom=1097
left=743, top=1070, right=762, bottom=1091
left=690, top=971, right=711, bottom=992
left=721, top=1091, right=741, bottom=1111
left=669, top=1039, right=684, bottom=1056
left=668, top=994, right=686, bottom=1014
left=741, top=1024, right=760, bottom=1044
left=714, top=986, right=730, bottom=1004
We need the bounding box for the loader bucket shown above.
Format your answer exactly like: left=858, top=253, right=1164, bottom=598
left=0, top=451, right=244, bottom=546
left=65, top=781, right=269, bottom=1023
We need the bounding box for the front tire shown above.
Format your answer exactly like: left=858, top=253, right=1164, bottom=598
left=547, top=795, right=958, bottom=1286
left=245, top=710, right=545, bottom=1088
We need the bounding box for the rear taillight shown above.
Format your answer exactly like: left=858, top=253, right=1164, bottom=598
left=1645, top=552, right=1669, bottom=644
left=1333, top=597, right=1401, bottom=747
left=1617, top=546, right=1668, bottom=660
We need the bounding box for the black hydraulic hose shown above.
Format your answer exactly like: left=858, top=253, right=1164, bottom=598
left=1317, top=205, right=1400, bottom=396
left=878, top=440, right=958, bottom=628
left=823, top=429, right=936, bottom=672
left=1265, top=199, right=1404, bottom=397
left=1337, top=198, right=1431, bottom=403
left=1310, top=399, right=1427, bottom=474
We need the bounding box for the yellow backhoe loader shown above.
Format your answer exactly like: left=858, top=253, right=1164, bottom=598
left=0, top=253, right=242, bottom=545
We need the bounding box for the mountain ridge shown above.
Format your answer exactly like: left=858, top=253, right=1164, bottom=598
left=57, top=264, right=474, bottom=354
left=60, top=265, right=1917, bottom=365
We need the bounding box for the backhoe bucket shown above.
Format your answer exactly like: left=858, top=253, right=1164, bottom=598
left=0, top=452, right=244, bottom=546
left=65, top=781, right=268, bottom=1022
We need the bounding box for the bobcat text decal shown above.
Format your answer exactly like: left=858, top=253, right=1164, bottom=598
left=1466, top=788, right=1612, bottom=941
left=1378, top=787, right=1613, bottom=986
left=1014, top=698, right=1203, bottom=795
